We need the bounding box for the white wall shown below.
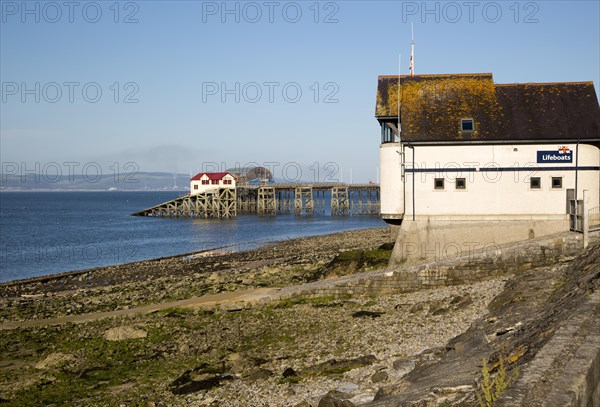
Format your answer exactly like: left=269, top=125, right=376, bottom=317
left=380, top=143, right=599, bottom=220
left=190, top=174, right=236, bottom=195
left=380, top=143, right=405, bottom=220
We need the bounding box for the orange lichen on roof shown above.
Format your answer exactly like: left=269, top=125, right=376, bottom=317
left=377, top=75, right=504, bottom=139
left=375, top=73, right=600, bottom=142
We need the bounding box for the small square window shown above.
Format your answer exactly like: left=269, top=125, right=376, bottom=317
left=530, top=177, right=541, bottom=189
left=194, top=185, right=198, bottom=190
left=461, top=118, right=474, bottom=132
left=456, top=178, right=466, bottom=190
left=434, top=178, right=445, bottom=190
left=552, top=177, right=562, bottom=189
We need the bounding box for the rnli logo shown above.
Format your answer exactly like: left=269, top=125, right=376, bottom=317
left=537, top=146, right=573, bottom=163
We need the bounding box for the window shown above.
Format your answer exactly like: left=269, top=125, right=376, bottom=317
left=434, top=178, right=445, bottom=190
left=223, top=179, right=232, bottom=185
left=381, top=122, right=399, bottom=144
left=211, top=180, right=219, bottom=185
left=201, top=180, right=209, bottom=185
left=552, top=177, right=563, bottom=189
left=456, top=178, right=466, bottom=190
left=530, top=177, right=541, bottom=189
left=461, top=118, right=474, bottom=132
left=194, top=185, right=198, bottom=190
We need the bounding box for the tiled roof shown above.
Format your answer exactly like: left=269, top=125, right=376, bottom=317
left=190, top=172, right=231, bottom=181
left=375, top=73, right=600, bottom=143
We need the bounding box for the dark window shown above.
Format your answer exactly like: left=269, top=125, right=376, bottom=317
left=194, top=185, right=198, bottom=190
left=461, top=118, right=474, bottom=132
left=381, top=123, right=399, bottom=144
left=211, top=180, right=218, bottom=185
left=202, top=180, right=209, bottom=185
left=530, top=177, right=541, bottom=189
left=456, top=178, right=466, bottom=189
left=552, top=177, right=562, bottom=189
left=434, top=178, right=445, bottom=190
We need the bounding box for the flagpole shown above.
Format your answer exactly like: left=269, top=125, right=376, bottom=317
left=410, top=22, right=415, bottom=76
left=398, top=54, right=401, bottom=144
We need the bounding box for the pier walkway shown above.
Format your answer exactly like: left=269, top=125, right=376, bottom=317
left=132, top=183, right=380, bottom=218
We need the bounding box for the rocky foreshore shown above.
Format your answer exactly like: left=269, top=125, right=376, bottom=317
left=0, top=228, right=395, bottom=322
left=1, top=228, right=598, bottom=406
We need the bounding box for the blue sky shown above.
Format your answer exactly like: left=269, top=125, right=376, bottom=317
left=1, top=0, right=599, bottom=183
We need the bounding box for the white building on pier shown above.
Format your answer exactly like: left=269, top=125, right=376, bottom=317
left=190, top=172, right=236, bottom=195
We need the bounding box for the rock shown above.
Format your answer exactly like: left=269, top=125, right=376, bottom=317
left=244, top=368, right=273, bottom=381
left=283, top=367, right=298, bottom=377
left=303, top=355, right=377, bottom=377
left=225, top=352, right=252, bottom=374
left=371, top=371, right=389, bottom=383
left=207, top=272, right=221, bottom=282
left=450, top=293, right=473, bottom=310
left=251, top=356, right=268, bottom=366
left=104, top=326, right=147, bottom=341
left=326, top=389, right=354, bottom=399
left=337, top=382, right=359, bottom=393
left=318, top=394, right=355, bottom=407
left=293, top=401, right=311, bottom=407
left=392, top=359, right=415, bottom=374
left=169, top=364, right=233, bottom=395
left=431, top=306, right=449, bottom=316
left=410, top=302, right=425, bottom=313
left=351, top=310, right=384, bottom=318
left=35, top=352, right=76, bottom=370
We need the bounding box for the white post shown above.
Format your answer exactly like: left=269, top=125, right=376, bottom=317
left=583, top=190, right=589, bottom=248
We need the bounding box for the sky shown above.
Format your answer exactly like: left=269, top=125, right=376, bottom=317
left=1, top=0, right=599, bottom=184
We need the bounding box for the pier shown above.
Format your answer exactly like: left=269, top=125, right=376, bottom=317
left=131, top=183, right=380, bottom=218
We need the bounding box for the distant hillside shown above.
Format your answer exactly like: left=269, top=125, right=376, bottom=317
left=0, top=172, right=191, bottom=191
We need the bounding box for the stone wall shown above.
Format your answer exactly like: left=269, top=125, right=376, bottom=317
left=274, top=231, right=591, bottom=302
left=389, top=219, right=571, bottom=266
left=495, top=290, right=600, bottom=407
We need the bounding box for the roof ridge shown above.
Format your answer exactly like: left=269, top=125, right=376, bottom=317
left=496, top=81, right=594, bottom=86
left=378, top=73, right=493, bottom=79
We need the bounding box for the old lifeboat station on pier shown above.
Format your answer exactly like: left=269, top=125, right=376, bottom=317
left=375, top=73, right=600, bottom=264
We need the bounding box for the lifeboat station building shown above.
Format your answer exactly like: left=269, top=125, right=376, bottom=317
left=190, top=172, right=236, bottom=195
left=376, top=73, right=600, bottom=263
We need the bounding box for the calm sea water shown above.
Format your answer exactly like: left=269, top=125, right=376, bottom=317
left=0, top=191, right=385, bottom=283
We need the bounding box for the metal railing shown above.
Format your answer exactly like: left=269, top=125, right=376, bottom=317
left=589, top=206, right=600, bottom=232
left=569, top=199, right=583, bottom=232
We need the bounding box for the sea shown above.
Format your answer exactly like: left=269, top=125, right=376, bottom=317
left=0, top=191, right=386, bottom=283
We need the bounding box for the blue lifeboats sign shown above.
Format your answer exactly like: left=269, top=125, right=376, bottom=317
left=537, top=147, right=573, bottom=163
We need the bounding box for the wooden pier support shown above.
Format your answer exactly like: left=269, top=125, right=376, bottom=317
left=294, top=186, right=314, bottom=216
left=218, top=188, right=237, bottom=218
left=331, top=186, right=350, bottom=216
left=132, top=189, right=236, bottom=218
left=277, top=190, right=292, bottom=213
left=236, top=188, right=257, bottom=214
left=258, top=187, right=277, bottom=216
